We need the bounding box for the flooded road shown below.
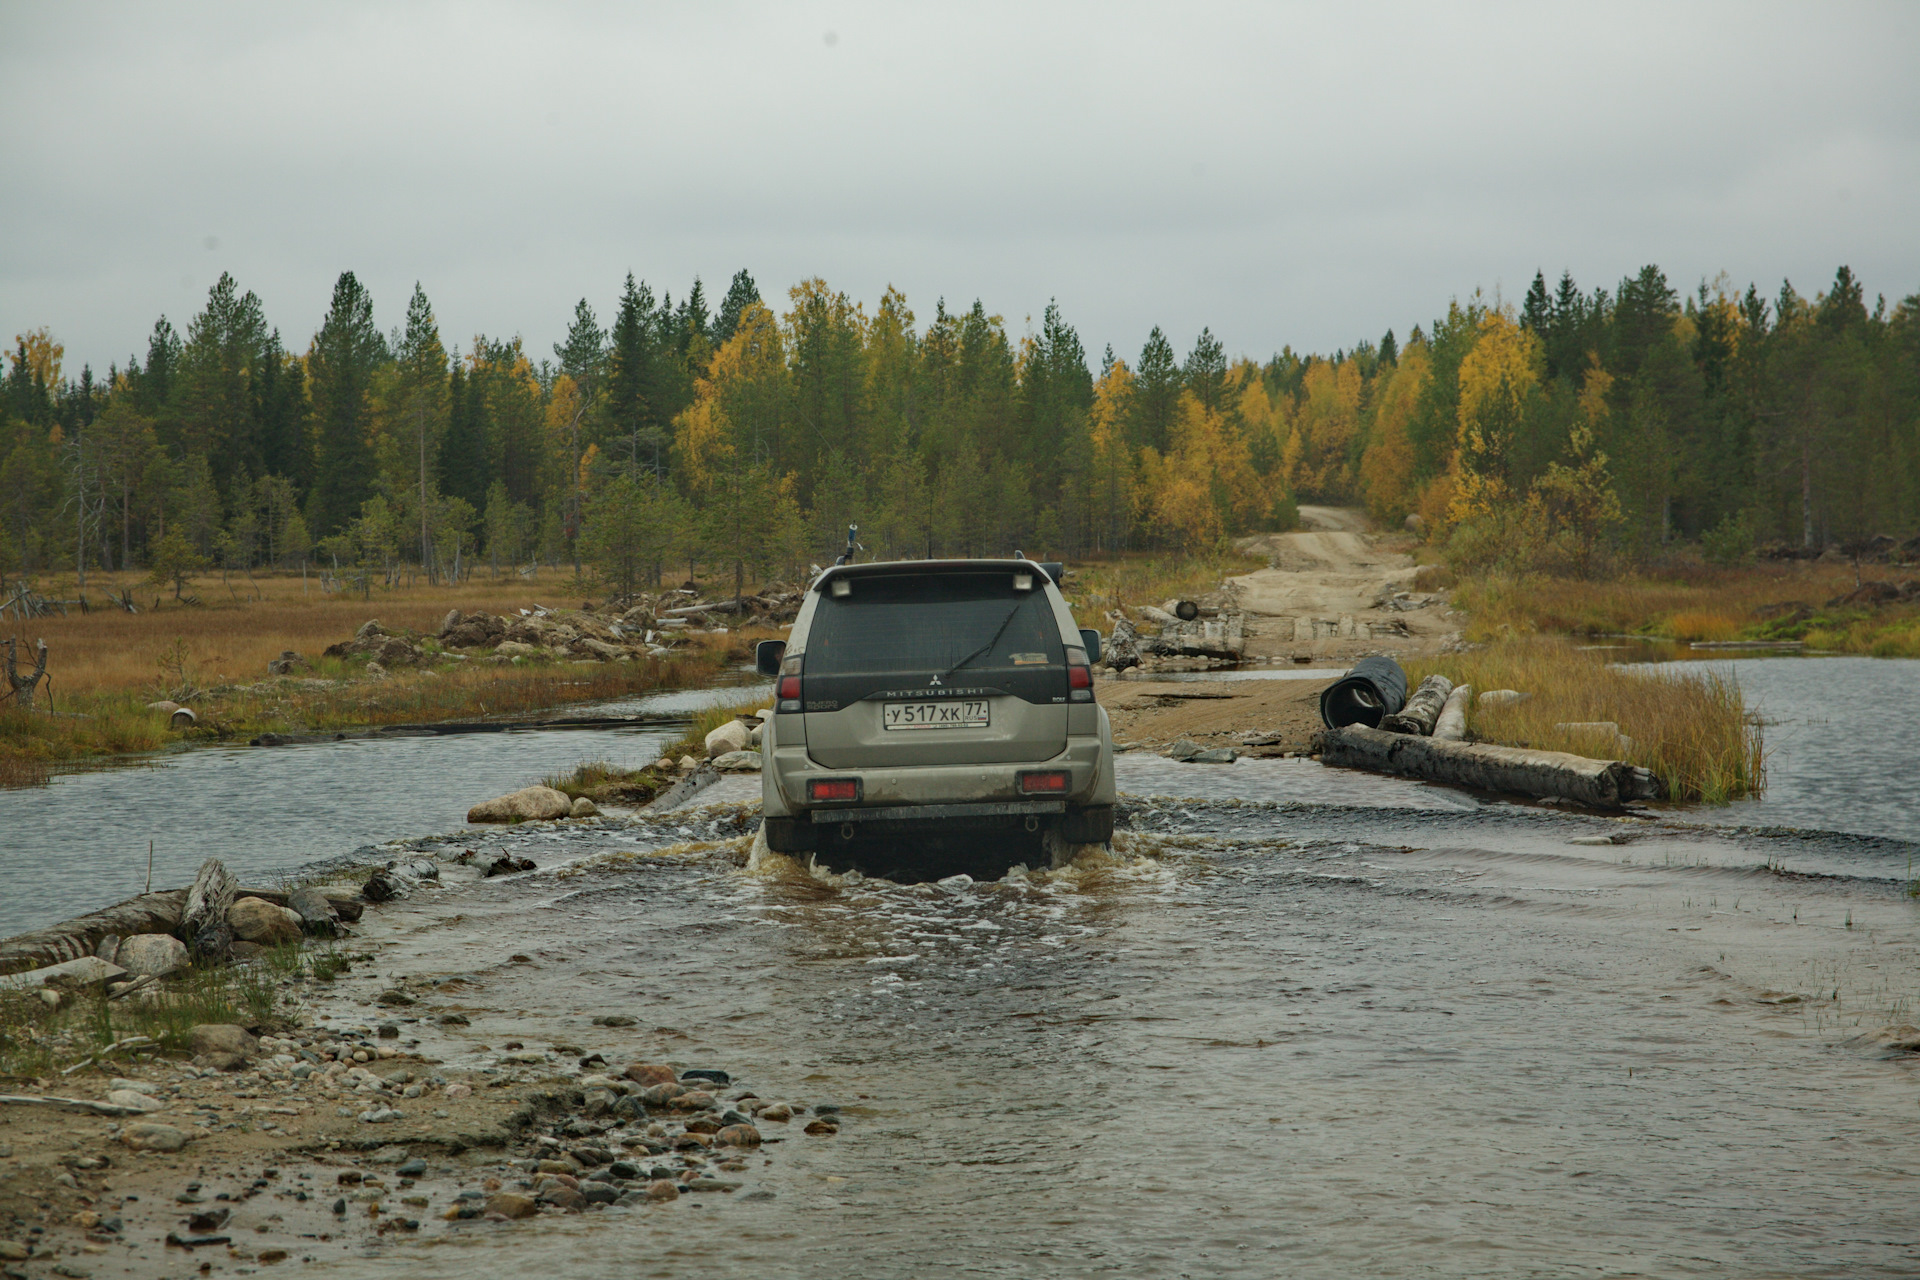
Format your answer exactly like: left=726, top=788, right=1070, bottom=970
left=288, top=768, right=1919, bottom=1279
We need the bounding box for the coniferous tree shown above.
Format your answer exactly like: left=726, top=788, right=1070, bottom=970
left=1135, top=326, right=1180, bottom=452
left=713, top=269, right=760, bottom=345
left=309, top=271, right=385, bottom=535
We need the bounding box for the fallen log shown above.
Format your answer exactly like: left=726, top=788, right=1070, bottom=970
left=0, top=1094, right=156, bottom=1118
left=0, top=890, right=186, bottom=977
left=1380, top=674, right=1453, bottom=735
left=181, top=858, right=238, bottom=962
left=1314, top=724, right=1665, bottom=808
left=1431, top=684, right=1472, bottom=741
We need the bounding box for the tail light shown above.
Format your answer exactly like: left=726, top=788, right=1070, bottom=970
left=1066, top=648, right=1093, bottom=703
left=809, top=778, right=860, bottom=802
left=777, top=653, right=804, bottom=712
left=1019, top=770, right=1071, bottom=794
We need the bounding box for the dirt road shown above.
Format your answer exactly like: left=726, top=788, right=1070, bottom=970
left=1227, top=504, right=1459, bottom=662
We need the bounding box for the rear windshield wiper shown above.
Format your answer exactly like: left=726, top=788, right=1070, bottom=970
left=938, top=601, right=1026, bottom=685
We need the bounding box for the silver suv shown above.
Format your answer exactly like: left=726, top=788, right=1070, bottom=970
left=757, top=559, right=1116, bottom=877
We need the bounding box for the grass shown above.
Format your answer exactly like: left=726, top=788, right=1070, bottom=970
left=542, top=691, right=770, bottom=805
left=0, top=951, right=297, bottom=1079
left=1407, top=637, right=1766, bottom=803
left=0, top=566, right=779, bottom=782
left=1066, top=549, right=1267, bottom=631
left=1450, top=561, right=1920, bottom=656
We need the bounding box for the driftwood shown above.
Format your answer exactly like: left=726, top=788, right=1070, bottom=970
left=1380, top=674, right=1453, bottom=735
left=181, top=859, right=238, bottom=962
left=1315, top=724, right=1665, bottom=808
left=0, top=890, right=187, bottom=977
left=1432, top=684, right=1473, bottom=741
left=1, top=636, right=49, bottom=708
left=0, top=1094, right=155, bottom=1118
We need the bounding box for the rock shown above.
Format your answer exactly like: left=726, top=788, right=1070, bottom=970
left=485, top=1193, right=538, bottom=1219
left=1844, top=1024, right=1920, bottom=1053
left=0, top=956, right=127, bottom=991
left=365, top=660, right=389, bottom=677
left=467, top=785, right=573, bottom=823
left=494, top=640, right=546, bottom=660
left=676, top=755, right=697, bottom=772
left=1192, top=747, right=1239, bottom=764
left=437, top=609, right=462, bottom=637
left=1478, top=689, right=1529, bottom=707
left=266, top=650, right=309, bottom=676
left=359, top=1107, right=404, bottom=1123
left=120, top=1123, right=188, bottom=1152
left=755, top=1103, right=793, bottom=1122
left=367, top=1145, right=410, bottom=1164
left=0, top=1241, right=26, bottom=1260
left=190, top=1024, right=258, bottom=1062
left=639, top=1082, right=686, bottom=1106
left=228, top=897, right=302, bottom=946
left=106, top=1089, right=164, bottom=1112
left=285, top=888, right=340, bottom=935
left=396, top=1158, right=427, bottom=1177
left=685, top=1178, right=742, bottom=1192
left=714, top=1124, right=761, bottom=1147
left=360, top=871, right=401, bottom=902
left=591, top=1014, right=636, bottom=1027
left=1404, top=512, right=1427, bottom=535
left=711, top=750, right=762, bottom=771
left=537, top=1185, right=587, bottom=1211
left=645, top=1179, right=680, bottom=1202
left=624, top=1063, right=677, bottom=1086
left=227, top=940, right=265, bottom=962
left=804, top=1118, right=840, bottom=1135
left=704, top=719, right=753, bottom=756
left=570, top=796, right=599, bottom=818
left=438, top=1013, right=470, bottom=1026
left=376, top=989, right=416, bottom=1006
left=1163, top=739, right=1205, bottom=762
left=479, top=853, right=536, bottom=876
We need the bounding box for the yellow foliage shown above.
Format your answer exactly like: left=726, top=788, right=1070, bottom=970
left=1358, top=347, right=1429, bottom=524
left=1141, top=390, right=1264, bottom=549
left=1284, top=359, right=1362, bottom=499
left=1447, top=312, right=1540, bottom=526
left=1086, top=359, right=1140, bottom=550
left=677, top=303, right=786, bottom=493
left=12, top=326, right=61, bottom=385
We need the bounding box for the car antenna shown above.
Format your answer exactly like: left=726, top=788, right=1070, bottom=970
left=834, top=523, right=862, bottom=566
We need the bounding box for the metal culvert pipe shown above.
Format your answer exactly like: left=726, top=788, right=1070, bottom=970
left=1319, top=655, right=1409, bottom=729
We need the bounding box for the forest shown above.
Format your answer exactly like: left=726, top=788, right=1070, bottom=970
left=3, top=262, right=1917, bottom=596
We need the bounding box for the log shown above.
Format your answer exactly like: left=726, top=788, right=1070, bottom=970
left=1314, top=724, right=1665, bottom=808
left=0, top=1094, right=156, bottom=1118
left=1431, top=684, right=1473, bottom=741
left=1380, top=674, right=1453, bottom=735
left=0, top=890, right=186, bottom=977
left=181, top=858, right=238, bottom=962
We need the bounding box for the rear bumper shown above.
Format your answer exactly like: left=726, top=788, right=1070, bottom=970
left=764, top=802, right=1112, bottom=853
left=763, top=729, right=1115, bottom=819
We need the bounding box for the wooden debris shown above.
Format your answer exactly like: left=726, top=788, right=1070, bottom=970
left=1315, top=724, right=1665, bottom=808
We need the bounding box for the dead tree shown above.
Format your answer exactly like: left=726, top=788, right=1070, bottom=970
left=1, top=637, right=49, bottom=709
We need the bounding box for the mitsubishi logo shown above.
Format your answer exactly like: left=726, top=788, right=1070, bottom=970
left=927, top=674, right=943, bottom=686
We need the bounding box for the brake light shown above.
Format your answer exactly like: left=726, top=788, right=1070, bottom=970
left=1068, top=662, right=1093, bottom=701
left=1020, top=770, right=1071, bottom=794
left=809, top=778, right=860, bottom=802
left=777, top=654, right=803, bottom=711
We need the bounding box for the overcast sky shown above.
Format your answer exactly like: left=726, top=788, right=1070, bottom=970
left=4, top=1, right=1917, bottom=377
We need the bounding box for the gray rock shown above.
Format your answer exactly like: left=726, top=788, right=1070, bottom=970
left=569, top=796, right=600, bottom=818
left=358, top=1107, right=404, bottom=1123
left=285, top=888, right=340, bottom=935
left=366, top=1145, right=410, bottom=1165
left=190, top=1024, right=258, bottom=1062
left=703, top=719, right=753, bottom=756
left=396, top=1158, right=427, bottom=1177
left=1192, top=748, right=1240, bottom=764
left=117, top=933, right=189, bottom=979
left=711, top=750, right=762, bottom=771
left=0, top=956, right=128, bottom=991
left=105, top=1089, right=164, bottom=1113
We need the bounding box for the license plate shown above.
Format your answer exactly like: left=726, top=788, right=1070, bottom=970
left=883, top=700, right=990, bottom=730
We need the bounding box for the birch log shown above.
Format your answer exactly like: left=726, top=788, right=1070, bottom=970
left=181, top=858, right=238, bottom=962
left=1315, top=725, right=1665, bottom=807
left=0, top=890, right=186, bottom=976
left=1431, top=684, right=1473, bottom=741
left=1380, top=674, right=1453, bottom=735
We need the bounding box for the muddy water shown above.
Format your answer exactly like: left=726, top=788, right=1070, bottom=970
left=294, top=770, right=1919, bottom=1279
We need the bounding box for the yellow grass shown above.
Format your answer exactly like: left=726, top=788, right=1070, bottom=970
left=1067, top=549, right=1266, bottom=630
left=0, top=568, right=773, bottom=781
left=1407, top=637, right=1765, bottom=803
left=1663, top=610, right=1742, bottom=643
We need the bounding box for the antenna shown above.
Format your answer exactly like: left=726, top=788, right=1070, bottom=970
left=834, top=523, right=862, bottom=566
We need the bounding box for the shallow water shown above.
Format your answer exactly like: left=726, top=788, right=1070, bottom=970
left=296, top=789, right=1920, bottom=1279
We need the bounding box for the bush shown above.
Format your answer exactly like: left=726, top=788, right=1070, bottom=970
left=1701, top=511, right=1756, bottom=567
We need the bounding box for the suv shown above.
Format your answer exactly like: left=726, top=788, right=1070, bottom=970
left=757, top=559, right=1115, bottom=877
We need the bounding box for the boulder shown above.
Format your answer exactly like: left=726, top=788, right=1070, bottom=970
left=106, top=1089, right=164, bottom=1113
left=623, top=1062, right=678, bottom=1087
left=373, top=636, right=420, bottom=667
left=494, top=641, right=546, bottom=660
left=266, top=650, right=309, bottom=676
left=467, top=785, right=573, bottom=823
left=711, top=751, right=762, bottom=772
left=147, top=700, right=180, bottom=715
left=704, top=720, right=753, bottom=757
left=575, top=638, right=629, bottom=662
left=285, top=887, right=340, bottom=935
left=569, top=796, right=599, bottom=818
left=191, top=1023, right=258, bottom=1064
left=120, top=1123, right=188, bottom=1152
left=117, top=933, right=188, bottom=979
left=485, top=1193, right=538, bottom=1219
left=438, top=608, right=463, bottom=637
left=228, top=897, right=302, bottom=946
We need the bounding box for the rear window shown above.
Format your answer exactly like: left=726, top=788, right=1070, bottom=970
left=803, top=574, right=1065, bottom=676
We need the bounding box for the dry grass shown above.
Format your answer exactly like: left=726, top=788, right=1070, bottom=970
left=541, top=691, right=769, bottom=805
left=1407, top=637, right=1765, bottom=803
left=1452, top=562, right=1920, bottom=656
left=1067, top=550, right=1267, bottom=630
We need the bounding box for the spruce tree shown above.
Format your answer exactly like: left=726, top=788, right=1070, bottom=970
left=713, top=269, right=760, bottom=345
left=1135, top=327, right=1179, bottom=451
left=310, top=271, right=385, bottom=535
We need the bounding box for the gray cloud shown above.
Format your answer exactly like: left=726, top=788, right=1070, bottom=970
left=3, top=0, right=1917, bottom=373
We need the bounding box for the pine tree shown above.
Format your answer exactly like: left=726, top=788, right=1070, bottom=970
left=604, top=274, right=659, bottom=475
left=1135, top=327, right=1179, bottom=451
left=1183, top=327, right=1227, bottom=411
left=1379, top=329, right=1398, bottom=366
left=713, top=269, right=760, bottom=345
left=310, top=271, right=386, bottom=535
left=439, top=356, right=488, bottom=512
left=1521, top=271, right=1551, bottom=335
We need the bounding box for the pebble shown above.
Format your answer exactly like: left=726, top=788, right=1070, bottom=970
left=486, top=1193, right=538, bottom=1219
left=645, top=1180, right=680, bottom=1202
left=715, top=1124, right=762, bottom=1147
left=803, top=1119, right=840, bottom=1136
left=119, top=1123, right=187, bottom=1152
left=756, top=1103, right=793, bottom=1122
left=358, top=1107, right=404, bottom=1124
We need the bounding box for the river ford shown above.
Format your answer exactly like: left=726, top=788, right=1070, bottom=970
left=2, top=660, right=1917, bottom=1276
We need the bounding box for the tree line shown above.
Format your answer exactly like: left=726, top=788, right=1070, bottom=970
left=3, top=262, right=1915, bottom=594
